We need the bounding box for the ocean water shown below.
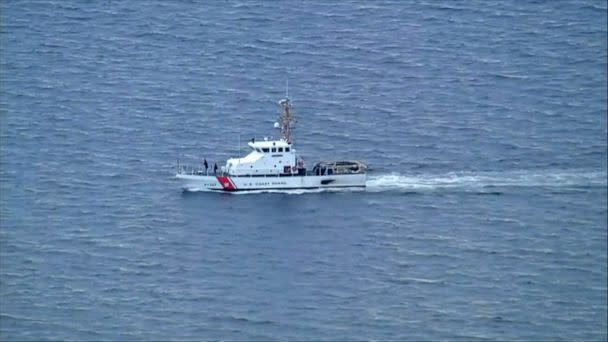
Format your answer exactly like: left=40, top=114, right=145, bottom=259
left=1, top=0, right=607, bottom=340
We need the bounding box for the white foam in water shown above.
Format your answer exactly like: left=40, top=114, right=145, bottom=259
left=365, top=170, right=607, bottom=192
left=183, top=170, right=606, bottom=194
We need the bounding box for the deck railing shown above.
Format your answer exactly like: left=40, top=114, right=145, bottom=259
left=176, top=160, right=314, bottom=178
left=176, top=160, right=217, bottom=176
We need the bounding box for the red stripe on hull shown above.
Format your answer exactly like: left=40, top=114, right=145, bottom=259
left=216, top=176, right=236, bottom=191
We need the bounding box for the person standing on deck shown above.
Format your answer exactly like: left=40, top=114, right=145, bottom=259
left=203, top=158, right=208, bottom=175
left=214, top=163, right=218, bottom=175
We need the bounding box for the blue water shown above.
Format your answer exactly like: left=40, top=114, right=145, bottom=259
left=1, top=0, right=607, bottom=340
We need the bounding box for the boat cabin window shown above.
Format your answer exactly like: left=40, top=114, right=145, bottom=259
left=278, top=147, right=283, bottom=152
left=256, top=148, right=262, bottom=152
left=285, top=147, right=290, bottom=152
left=271, top=148, right=276, bottom=152
left=262, top=148, right=269, bottom=153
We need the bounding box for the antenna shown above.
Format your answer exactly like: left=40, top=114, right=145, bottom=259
left=278, top=96, right=294, bottom=144
left=285, top=78, right=289, bottom=98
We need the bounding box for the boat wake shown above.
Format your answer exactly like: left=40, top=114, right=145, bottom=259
left=182, top=169, right=606, bottom=195
left=365, top=169, right=607, bottom=193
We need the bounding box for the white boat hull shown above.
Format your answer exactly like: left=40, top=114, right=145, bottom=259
left=176, top=173, right=366, bottom=191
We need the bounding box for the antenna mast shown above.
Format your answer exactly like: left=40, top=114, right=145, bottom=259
left=278, top=94, right=295, bottom=144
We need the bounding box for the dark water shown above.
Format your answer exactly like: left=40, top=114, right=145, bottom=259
left=1, top=0, right=607, bottom=340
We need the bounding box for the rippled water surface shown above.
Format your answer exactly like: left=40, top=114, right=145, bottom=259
left=1, top=1, right=607, bottom=340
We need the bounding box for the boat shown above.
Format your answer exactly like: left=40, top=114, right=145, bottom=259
left=175, top=96, right=367, bottom=192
